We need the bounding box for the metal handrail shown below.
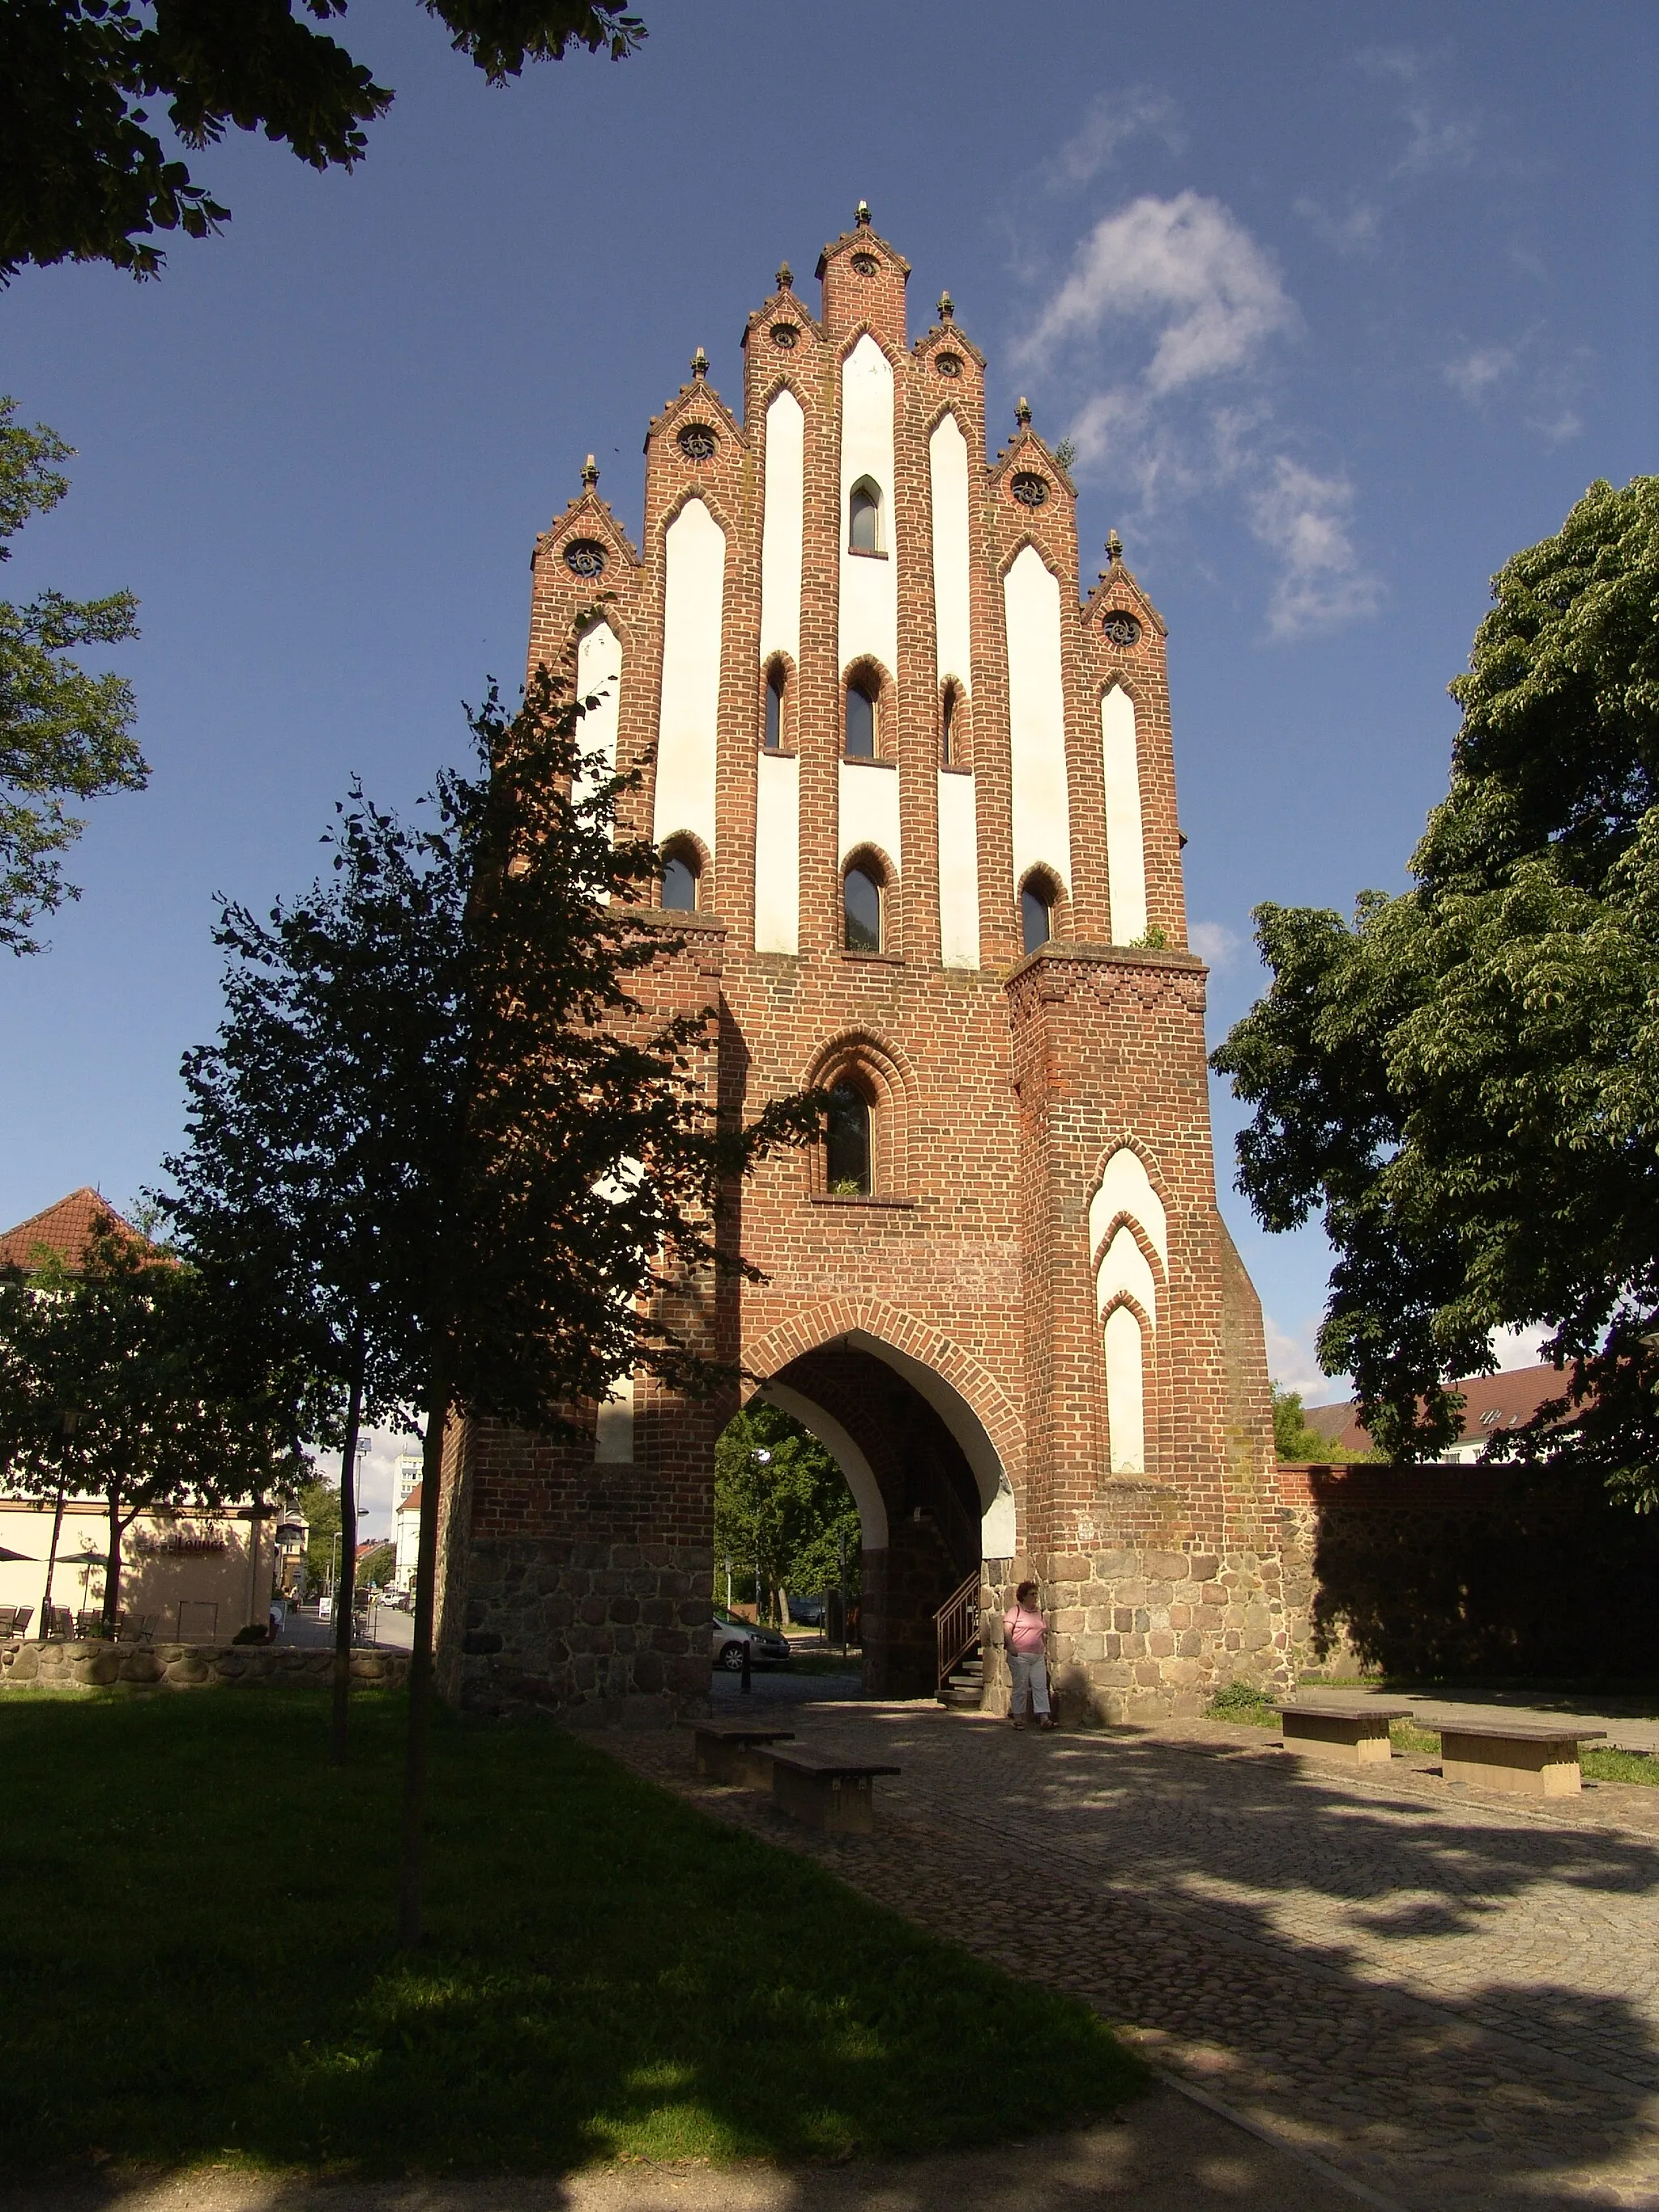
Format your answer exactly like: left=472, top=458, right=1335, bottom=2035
left=934, top=1570, right=981, bottom=1694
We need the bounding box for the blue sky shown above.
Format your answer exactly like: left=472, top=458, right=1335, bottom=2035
left=2, top=1, right=1655, bottom=1516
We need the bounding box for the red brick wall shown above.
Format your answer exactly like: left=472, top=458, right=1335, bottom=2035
left=440, top=211, right=1281, bottom=1723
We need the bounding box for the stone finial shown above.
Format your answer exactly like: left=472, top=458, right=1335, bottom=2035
left=1107, top=528, right=1123, bottom=564
left=855, top=198, right=872, bottom=228
left=1015, top=395, right=1032, bottom=429
left=937, top=290, right=954, bottom=323
left=690, top=346, right=708, bottom=380
left=581, top=454, right=599, bottom=490
left=776, top=261, right=793, bottom=292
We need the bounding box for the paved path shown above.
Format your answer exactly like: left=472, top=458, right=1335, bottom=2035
left=605, top=1703, right=1659, bottom=2209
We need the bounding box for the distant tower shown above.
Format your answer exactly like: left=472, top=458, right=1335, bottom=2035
left=435, top=209, right=1282, bottom=1720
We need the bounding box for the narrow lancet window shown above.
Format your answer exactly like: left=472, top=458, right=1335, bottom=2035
left=849, top=479, right=881, bottom=553
left=845, top=679, right=876, bottom=758
left=826, top=1080, right=872, bottom=1195
left=844, top=865, right=882, bottom=951
left=764, top=663, right=786, bottom=750
left=1021, top=880, right=1053, bottom=954
left=662, top=849, right=700, bottom=911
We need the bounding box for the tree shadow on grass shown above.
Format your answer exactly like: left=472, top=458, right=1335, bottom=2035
left=0, top=1691, right=1140, bottom=2188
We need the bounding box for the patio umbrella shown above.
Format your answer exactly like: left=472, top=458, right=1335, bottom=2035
left=0, top=1546, right=35, bottom=1562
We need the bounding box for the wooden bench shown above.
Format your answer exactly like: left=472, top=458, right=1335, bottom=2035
left=689, top=1720, right=796, bottom=1788
left=1439, top=1718, right=1606, bottom=1797
left=762, top=1743, right=900, bottom=1835
left=1276, top=1700, right=1414, bottom=1769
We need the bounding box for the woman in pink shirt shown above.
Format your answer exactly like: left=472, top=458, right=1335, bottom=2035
left=1003, top=1579, right=1055, bottom=1730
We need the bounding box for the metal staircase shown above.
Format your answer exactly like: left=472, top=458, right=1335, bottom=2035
left=935, top=1571, right=983, bottom=1707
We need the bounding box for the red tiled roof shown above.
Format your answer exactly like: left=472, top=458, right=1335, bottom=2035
left=396, top=1483, right=423, bottom=1517
left=1303, top=1362, right=1573, bottom=1457
left=0, top=1188, right=140, bottom=1274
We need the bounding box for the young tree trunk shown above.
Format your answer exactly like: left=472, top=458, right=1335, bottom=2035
left=397, top=1331, right=454, bottom=1951
left=331, top=1360, right=365, bottom=1766
left=37, top=1477, right=68, bottom=1638
left=102, top=1484, right=124, bottom=1630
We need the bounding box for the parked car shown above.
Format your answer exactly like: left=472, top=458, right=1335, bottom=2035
left=711, top=1609, right=791, bottom=1670
left=786, top=1594, right=825, bottom=1626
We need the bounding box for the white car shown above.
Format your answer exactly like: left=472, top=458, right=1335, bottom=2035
left=711, top=1610, right=791, bottom=1670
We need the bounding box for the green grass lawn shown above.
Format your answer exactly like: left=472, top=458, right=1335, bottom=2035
left=1203, top=1684, right=1658, bottom=1785
left=0, top=1689, right=1141, bottom=2180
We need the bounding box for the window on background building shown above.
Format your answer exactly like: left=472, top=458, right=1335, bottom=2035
left=849, top=479, right=881, bottom=552
left=845, top=678, right=877, bottom=758
left=1021, top=879, right=1053, bottom=954
left=825, top=1079, right=872, bottom=1195
left=662, top=850, right=700, bottom=911
left=764, top=663, right=786, bottom=750
left=844, top=865, right=882, bottom=950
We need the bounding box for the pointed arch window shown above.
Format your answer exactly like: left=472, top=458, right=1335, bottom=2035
left=849, top=478, right=882, bottom=553
left=825, top=1080, right=872, bottom=1195
left=941, top=684, right=958, bottom=767
left=764, top=661, right=787, bottom=751
left=1021, top=877, right=1055, bottom=954
left=661, top=844, right=701, bottom=911
left=845, top=675, right=878, bottom=759
left=843, top=865, right=882, bottom=951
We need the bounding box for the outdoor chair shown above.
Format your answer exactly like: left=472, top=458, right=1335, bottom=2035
left=6, top=1606, right=33, bottom=1639
left=46, top=1607, right=73, bottom=1638
left=74, top=1609, right=123, bottom=1639
left=129, top=1613, right=159, bottom=1644
left=0, top=1606, right=17, bottom=1637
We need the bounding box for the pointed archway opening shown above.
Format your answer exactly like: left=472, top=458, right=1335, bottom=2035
left=712, top=1401, right=863, bottom=1662
left=755, top=1333, right=1013, bottom=1698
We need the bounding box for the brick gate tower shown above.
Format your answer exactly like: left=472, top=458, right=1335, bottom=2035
left=433, top=206, right=1290, bottom=1722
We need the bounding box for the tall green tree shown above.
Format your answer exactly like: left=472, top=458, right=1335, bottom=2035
left=1215, top=478, right=1659, bottom=1501
left=1, top=2, right=646, bottom=281
left=162, top=630, right=824, bottom=1943
left=0, top=398, right=146, bottom=953
left=714, top=1403, right=858, bottom=1626
left=0, top=1223, right=304, bottom=1630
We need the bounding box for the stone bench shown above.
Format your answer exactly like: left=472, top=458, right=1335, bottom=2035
left=762, top=1744, right=900, bottom=1835
left=689, top=1720, right=796, bottom=1788
left=1276, top=1700, right=1414, bottom=1768
left=1439, top=1718, right=1606, bottom=1797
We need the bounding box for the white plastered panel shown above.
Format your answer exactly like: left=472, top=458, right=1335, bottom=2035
left=1102, top=683, right=1147, bottom=943
left=1097, top=1223, right=1158, bottom=1329
left=1104, top=1304, right=1147, bottom=1474
left=1004, top=545, right=1072, bottom=896
left=594, top=1374, right=634, bottom=1464
left=753, top=749, right=800, bottom=955
left=838, top=760, right=901, bottom=871
left=760, top=388, right=804, bottom=667
left=761, top=1381, right=889, bottom=1549
left=838, top=335, right=898, bottom=680
left=1089, top=1145, right=1168, bottom=1269
left=929, top=412, right=971, bottom=693
left=654, top=497, right=724, bottom=855
left=936, top=769, right=980, bottom=969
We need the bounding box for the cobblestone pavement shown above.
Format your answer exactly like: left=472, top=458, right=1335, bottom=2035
left=1342, top=1686, right=1659, bottom=1758
left=601, top=1703, right=1659, bottom=2210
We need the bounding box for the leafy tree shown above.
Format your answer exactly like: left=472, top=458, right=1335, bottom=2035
left=1270, top=1382, right=1354, bottom=1465
left=714, top=1403, right=858, bottom=1627
left=0, top=398, right=147, bottom=953
left=1215, top=478, right=1659, bottom=1500
left=296, top=1473, right=340, bottom=1596
left=161, top=629, right=824, bottom=1943
left=1, top=1, right=646, bottom=282
left=0, top=1222, right=303, bottom=1630
left=356, top=1539, right=394, bottom=1589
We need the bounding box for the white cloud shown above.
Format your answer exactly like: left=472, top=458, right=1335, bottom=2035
left=1444, top=344, right=1517, bottom=402
left=1488, top=1325, right=1551, bottom=1372
left=1043, top=87, right=1186, bottom=190
left=1019, top=192, right=1296, bottom=394
left=1265, top=1315, right=1337, bottom=1402
left=1247, top=459, right=1383, bottom=640
left=1294, top=195, right=1382, bottom=255
left=1188, top=920, right=1241, bottom=969
left=1527, top=408, right=1583, bottom=444
left=323, top=1424, right=424, bottom=1542
left=1359, top=45, right=1480, bottom=177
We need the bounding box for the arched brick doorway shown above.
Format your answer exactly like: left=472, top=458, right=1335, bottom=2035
left=755, top=1329, right=1015, bottom=1698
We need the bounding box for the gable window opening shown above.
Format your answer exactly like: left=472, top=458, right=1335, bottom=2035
left=764, top=662, right=787, bottom=751
left=849, top=478, right=882, bottom=554
left=662, top=846, right=701, bottom=912
left=845, top=676, right=878, bottom=759
left=1021, top=878, right=1054, bottom=955
left=825, top=1079, right=872, bottom=1196
left=844, top=864, right=882, bottom=952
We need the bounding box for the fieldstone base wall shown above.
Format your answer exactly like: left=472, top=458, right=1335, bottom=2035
left=448, top=1539, right=712, bottom=1717
left=0, top=1639, right=410, bottom=1690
